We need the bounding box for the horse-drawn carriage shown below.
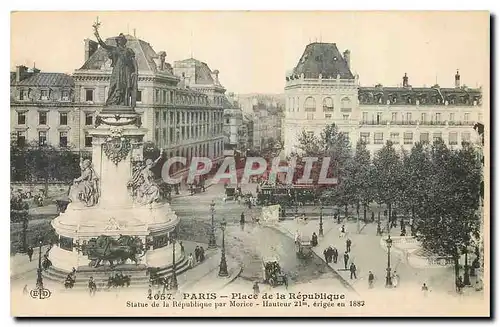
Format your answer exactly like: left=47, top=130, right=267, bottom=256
left=262, top=257, right=288, bottom=288
left=295, top=236, right=313, bottom=258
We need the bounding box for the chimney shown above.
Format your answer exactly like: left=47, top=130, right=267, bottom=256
left=343, top=50, right=351, bottom=69
left=455, top=69, right=460, bottom=88
left=32, top=62, right=40, bottom=74
left=84, top=39, right=98, bottom=62
left=15, top=65, right=28, bottom=83
left=403, top=73, right=409, bottom=87
left=213, top=69, right=220, bottom=84
left=157, top=51, right=166, bottom=70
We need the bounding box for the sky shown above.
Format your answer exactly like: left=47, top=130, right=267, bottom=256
left=10, top=11, right=489, bottom=94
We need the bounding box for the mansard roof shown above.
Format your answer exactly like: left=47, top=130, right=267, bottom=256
left=79, top=34, right=174, bottom=76
left=291, top=42, right=354, bottom=79
left=11, top=72, right=74, bottom=87
left=358, top=85, right=482, bottom=106
left=175, top=58, right=215, bottom=84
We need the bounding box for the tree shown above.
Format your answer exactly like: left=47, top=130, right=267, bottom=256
left=414, top=139, right=482, bottom=285
left=341, top=140, right=372, bottom=231
left=296, top=130, right=322, bottom=157
left=372, top=140, right=403, bottom=229
left=11, top=141, right=81, bottom=186
left=297, top=124, right=352, bottom=210
left=399, top=142, right=432, bottom=223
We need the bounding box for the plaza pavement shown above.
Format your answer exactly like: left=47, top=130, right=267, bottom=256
left=270, top=219, right=483, bottom=298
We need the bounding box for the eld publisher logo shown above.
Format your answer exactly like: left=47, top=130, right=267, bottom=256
left=30, top=288, right=51, bottom=300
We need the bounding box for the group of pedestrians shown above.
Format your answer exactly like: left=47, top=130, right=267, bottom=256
left=322, top=229, right=359, bottom=281
left=187, top=246, right=206, bottom=269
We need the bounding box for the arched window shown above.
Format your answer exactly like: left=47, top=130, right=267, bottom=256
left=291, top=98, right=295, bottom=112
left=296, top=97, right=300, bottom=111
left=304, top=97, right=316, bottom=112
left=341, top=97, right=352, bottom=112
left=323, top=97, right=334, bottom=112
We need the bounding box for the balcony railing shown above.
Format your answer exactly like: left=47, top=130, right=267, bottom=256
left=359, top=120, right=472, bottom=127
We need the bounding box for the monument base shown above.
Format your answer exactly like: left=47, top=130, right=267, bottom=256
left=46, top=201, right=184, bottom=287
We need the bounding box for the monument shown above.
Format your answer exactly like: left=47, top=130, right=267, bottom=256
left=45, top=19, right=187, bottom=286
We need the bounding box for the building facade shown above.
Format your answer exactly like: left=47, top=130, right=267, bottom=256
left=222, top=92, right=244, bottom=155
left=283, top=42, right=484, bottom=155
left=11, top=35, right=226, bottom=169
left=10, top=66, right=75, bottom=148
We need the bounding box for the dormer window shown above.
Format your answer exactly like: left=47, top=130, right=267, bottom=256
left=20, top=89, right=28, bottom=100
left=40, top=90, right=49, bottom=101
left=61, top=90, right=70, bottom=101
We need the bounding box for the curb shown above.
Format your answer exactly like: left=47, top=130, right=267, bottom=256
left=214, top=264, right=243, bottom=292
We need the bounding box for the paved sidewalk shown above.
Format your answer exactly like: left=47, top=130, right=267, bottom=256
left=177, top=247, right=241, bottom=293
left=270, top=219, right=481, bottom=298
left=10, top=245, right=51, bottom=279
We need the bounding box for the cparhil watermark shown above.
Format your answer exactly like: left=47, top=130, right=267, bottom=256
left=160, top=156, right=338, bottom=185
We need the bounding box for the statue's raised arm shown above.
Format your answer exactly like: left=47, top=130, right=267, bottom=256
left=93, top=18, right=113, bottom=51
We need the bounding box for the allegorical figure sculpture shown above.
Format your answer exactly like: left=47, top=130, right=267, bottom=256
left=69, top=158, right=100, bottom=207
left=127, top=150, right=164, bottom=205
left=93, top=18, right=138, bottom=108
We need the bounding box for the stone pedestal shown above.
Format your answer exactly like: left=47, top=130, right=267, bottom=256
left=46, top=107, right=183, bottom=282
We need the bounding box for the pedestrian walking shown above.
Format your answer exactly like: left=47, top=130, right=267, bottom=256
left=323, top=248, right=328, bottom=263
left=88, top=277, right=96, bottom=296
left=456, top=276, right=464, bottom=294
left=376, top=222, right=382, bottom=236
left=311, top=232, right=318, bottom=247
left=187, top=253, right=194, bottom=269
left=421, top=283, right=429, bottom=297
left=240, top=212, right=245, bottom=225
left=392, top=271, right=400, bottom=288
left=332, top=247, right=339, bottom=264
left=371, top=212, right=375, bottom=223
left=194, top=246, right=200, bottom=263
left=346, top=238, right=352, bottom=253
left=294, top=230, right=301, bottom=245
left=199, top=247, right=205, bottom=262
left=253, top=282, right=260, bottom=295
left=368, top=271, right=375, bottom=288
left=343, top=251, right=349, bottom=270
left=349, top=262, right=357, bottom=279
left=339, top=225, right=346, bottom=238
left=27, top=247, right=33, bottom=262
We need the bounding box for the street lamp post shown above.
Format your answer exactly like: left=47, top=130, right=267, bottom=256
left=36, top=239, right=44, bottom=290
left=319, top=203, right=324, bottom=237
left=208, top=200, right=217, bottom=249
left=385, top=234, right=393, bottom=288
left=170, top=234, right=178, bottom=291
left=218, top=218, right=229, bottom=277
